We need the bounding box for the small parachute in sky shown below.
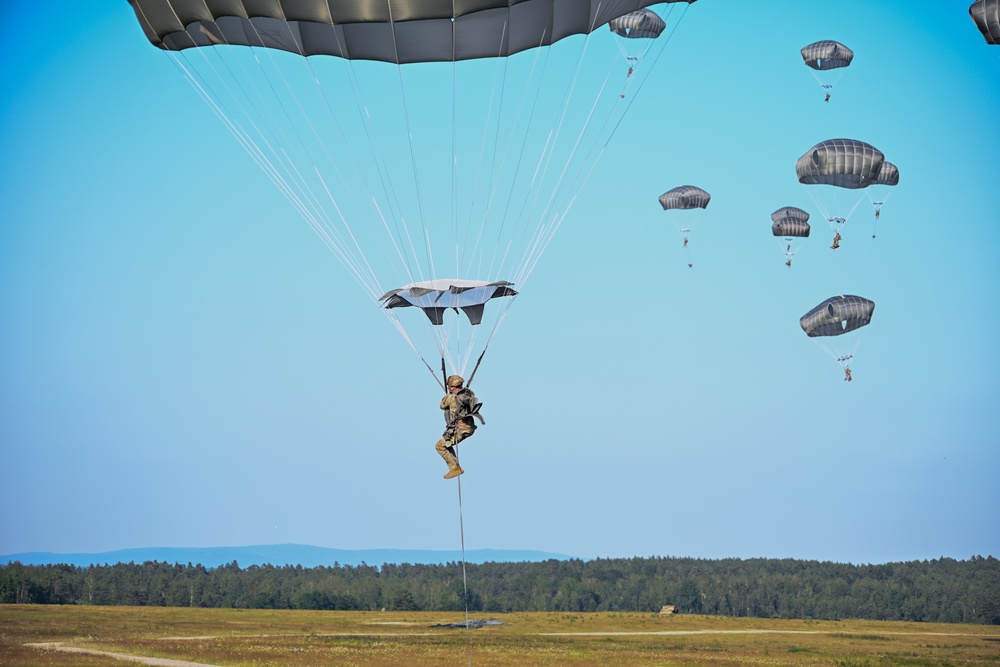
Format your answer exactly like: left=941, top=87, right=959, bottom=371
left=800, top=294, right=875, bottom=381
left=380, top=279, right=517, bottom=326
left=970, top=0, right=1000, bottom=44
left=658, top=185, right=711, bottom=210
left=801, top=40, right=854, bottom=101
left=797, top=139, right=885, bottom=248
left=609, top=9, right=667, bottom=39
left=771, top=207, right=811, bottom=268
left=868, top=161, right=900, bottom=238
left=801, top=40, right=855, bottom=70
left=608, top=5, right=675, bottom=93
left=659, top=186, right=710, bottom=268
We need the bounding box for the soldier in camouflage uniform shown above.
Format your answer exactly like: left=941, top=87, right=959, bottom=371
left=435, top=375, right=483, bottom=479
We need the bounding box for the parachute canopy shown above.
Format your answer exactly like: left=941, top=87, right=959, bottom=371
left=128, top=0, right=682, bottom=63
left=771, top=207, right=811, bottom=237
left=872, top=161, right=900, bottom=186
left=609, top=8, right=667, bottom=39
left=800, top=295, right=875, bottom=338
left=801, top=40, right=854, bottom=70
left=380, top=279, right=517, bottom=326
left=970, top=0, right=1000, bottom=44
left=659, top=185, right=711, bottom=211
left=796, top=139, right=885, bottom=190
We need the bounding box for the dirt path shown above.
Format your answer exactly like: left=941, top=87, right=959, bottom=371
left=26, top=642, right=225, bottom=667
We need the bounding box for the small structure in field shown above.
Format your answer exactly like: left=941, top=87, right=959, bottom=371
left=659, top=605, right=676, bottom=615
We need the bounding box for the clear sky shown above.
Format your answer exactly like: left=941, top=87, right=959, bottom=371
left=1, top=2, right=998, bottom=566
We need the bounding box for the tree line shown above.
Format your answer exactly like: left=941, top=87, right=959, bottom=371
left=2, top=555, right=997, bottom=624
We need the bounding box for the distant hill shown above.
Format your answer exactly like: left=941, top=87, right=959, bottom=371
left=1, top=544, right=572, bottom=569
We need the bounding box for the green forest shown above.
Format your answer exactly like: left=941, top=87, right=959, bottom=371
left=2, top=556, right=998, bottom=624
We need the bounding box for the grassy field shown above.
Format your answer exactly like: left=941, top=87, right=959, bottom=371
left=2, top=605, right=999, bottom=666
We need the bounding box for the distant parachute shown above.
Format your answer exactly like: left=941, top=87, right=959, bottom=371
left=800, top=294, right=875, bottom=381
left=609, top=9, right=667, bottom=39
left=868, top=161, right=900, bottom=238
left=970, top=0, right=1000, bottom=44
left=771, top=207, right=811, bottom=238
left=771, top=207, right=810, bottom=268
left=659, top=185, right=711, bottom=210
left=609, top=5, right=688, bottom=94
left=659, top=186, right=710, bottom=268
left=801, top=40, right=854, bottom=101
left=872, top=161, right=900, bottom=187
left=801, top=40, right=855, bottom=70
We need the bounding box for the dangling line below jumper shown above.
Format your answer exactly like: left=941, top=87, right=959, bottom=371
left=442, top=355, right=473, bottom=664
left=457, top=474, right=472, bottom=665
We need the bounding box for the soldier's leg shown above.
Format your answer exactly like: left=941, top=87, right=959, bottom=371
left=435, top=438, right=459, bottom=468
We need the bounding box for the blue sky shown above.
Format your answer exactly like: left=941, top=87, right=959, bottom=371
left=1, top=2, right=998, bottom=566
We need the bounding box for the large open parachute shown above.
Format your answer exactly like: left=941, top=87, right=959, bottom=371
left=796, top=139, right=885, bottom=248
left=127, top=0, right=696, bottom=385
left=970, top=0, right=1000, bottom=44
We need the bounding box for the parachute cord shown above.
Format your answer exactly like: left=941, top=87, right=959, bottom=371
left=384, top=310, right=447, bottom=391
left=456, top=474, right=473, bottom=666
left=515, top=4, right=693, bottom=287
left=386, top=2, right=435, bottom=282
left=166, top=49, right=386, bottom=302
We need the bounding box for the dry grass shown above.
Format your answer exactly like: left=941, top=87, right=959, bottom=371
left=2, top=605, right=999, bottom=666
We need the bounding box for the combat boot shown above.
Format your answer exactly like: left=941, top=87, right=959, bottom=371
left=443, top=466, right=464, bottom=479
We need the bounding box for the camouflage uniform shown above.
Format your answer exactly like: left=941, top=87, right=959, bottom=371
left=435, top=386, right=482, bottom=470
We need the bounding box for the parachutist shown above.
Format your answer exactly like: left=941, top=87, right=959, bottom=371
left=824, top=93, right=831, bottom=102
left=786, top=259, right=792, bottom=268
left=435, top=375, right=484, bottom=479
left=844, top=368, right=852, bottom=382
left=627, top=66, right=634, bottom=78
left=683, top=236, right=689, bottom=248
left=830, top=232, right=841, bottom=250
